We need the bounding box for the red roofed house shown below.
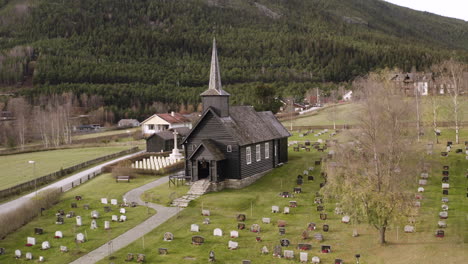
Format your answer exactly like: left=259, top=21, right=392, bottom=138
left=141, top=111, right=192, bottom=136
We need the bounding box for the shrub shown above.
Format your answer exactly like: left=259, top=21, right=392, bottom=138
left=0, top=188, right=61, bottom=239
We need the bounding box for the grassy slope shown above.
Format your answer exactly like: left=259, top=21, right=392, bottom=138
left=0, top=173, right=158, bottom=264
left=95, top=132, right=468, bottom=264
left=141, top=183, right=190, bottom=207
left=0, top=146, right=133, bottom=189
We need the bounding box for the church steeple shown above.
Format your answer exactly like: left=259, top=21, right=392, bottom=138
left=201, top=38, right=230, bottom=117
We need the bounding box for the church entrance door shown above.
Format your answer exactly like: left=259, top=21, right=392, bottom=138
left=197, top=160, right=210, bottom=180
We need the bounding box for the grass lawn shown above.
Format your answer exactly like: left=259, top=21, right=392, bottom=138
left=0, top=173, right=160, bottom=264
left=141, top=183, right=190, bottom=207
left=95, top=133, right=467, bottom=264
left=0, top=146, right=135, bottom=189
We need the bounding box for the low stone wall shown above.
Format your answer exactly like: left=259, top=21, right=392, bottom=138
left=209, top=169, right=272, bottom=192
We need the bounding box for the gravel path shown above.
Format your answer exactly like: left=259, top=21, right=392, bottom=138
left=0, top=151, right=144, bottom=214
left=69, top=173, right=184, bottom=264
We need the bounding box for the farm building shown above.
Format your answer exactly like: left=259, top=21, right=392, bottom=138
left=146, top=127, right=190, bottom=153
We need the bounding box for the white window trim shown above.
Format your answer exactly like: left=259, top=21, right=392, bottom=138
left=227, top=145, right=232, bottom=152
left=256, top=144, right=261, bottom=162
left=246, top=147, right=252, bottom=165
left=265, top=142, right=269, bottom=159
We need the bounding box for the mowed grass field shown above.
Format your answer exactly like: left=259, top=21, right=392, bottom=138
left=0, top=146, right=135, bottom=189
left=95, top=132, right=468, bottom=264
left=0, top=173, right=159, bottom=264
left=285, top=97, right=468, bottom=127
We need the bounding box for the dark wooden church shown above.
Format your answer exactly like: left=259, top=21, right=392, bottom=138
left=182, top=39, right=290, bottom=188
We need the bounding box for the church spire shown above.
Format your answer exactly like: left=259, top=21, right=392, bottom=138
left=201, top=38, right=229, bottom=96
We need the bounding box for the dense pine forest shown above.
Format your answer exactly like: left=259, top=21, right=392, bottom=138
left=1, top=0, right=468, bottom=119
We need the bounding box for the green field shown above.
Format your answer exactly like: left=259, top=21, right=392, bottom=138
left=0, top=173, right=159, bottom=264
left=141, top=183, right=190, bottom=207
left=94, top=133, right=467, bottom=264
left=0, top=146, right=135, bottom=189
left=285, top=97, right=468, bottom=127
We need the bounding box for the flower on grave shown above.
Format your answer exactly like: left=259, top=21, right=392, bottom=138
left=54, top=236, right=61, bottom=239
left=256, top=237, right=261, bottom=242
left=300, top=246, right=308, bottom=251
left=25, top=244, right=33, bottom=247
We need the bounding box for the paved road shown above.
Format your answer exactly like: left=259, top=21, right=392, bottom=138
left=0, top=151, right=144, bottom=214
left=69, top=174, right=183, bottom=264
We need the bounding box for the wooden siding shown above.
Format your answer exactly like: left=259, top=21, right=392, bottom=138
left=202, top=96, right=229, bottom=117
left=279, top=137, right=288, bottom=163
left=184, top=111, right=240, bottom=180
left=240, top=140, right=274, bottom=179
left=146, top=135, right=182, bottom=153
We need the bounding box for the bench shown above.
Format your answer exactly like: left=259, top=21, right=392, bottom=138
left=116, top=176, right=130, bottom=183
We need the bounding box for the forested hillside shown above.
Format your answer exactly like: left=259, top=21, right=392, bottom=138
left=1, top=0, right=467, bottom=118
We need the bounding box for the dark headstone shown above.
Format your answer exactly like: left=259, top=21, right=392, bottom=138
left=279, top=227, right=286, bottom=235
left=442, top=177, right=449, bottom=183
left=443, top=170, right=449, bottom=176
left=323, top=224, right=329, bottom=232
left=315, top=160, right=321, bottom=165
left=104, top=206, right=112, bottom=212
left=34, top=228, right=43, bottom=235
left=192, top=236, right=205, bottom=245
left=126, top=253, right=134, bottom=261
left=242, top=260, right=251, bottom=264
left=237, top=223, right=245, bottom=230
left=56, top=215, right=64, bottom=225
left=436, top=230, right=444, bottom=238
left=317, top=205, right=324, bottom=211
left=441, top=152, right=448, bottom=157
left=83, top=204, right=90, bottom=210
left=293, top=187, right=302, bottom=193
left=308, top=176, right=314, bottom=181
left=280, top=239, right=290, bottom=247
left=237, top=214, right=246, bottom=222
left=298, top=243, right=312, bottom=251
left=320, top=213, right=327, bottom=220
left=447, top=141, right=452, bottom=146
left=71, top=203, right=77, bottom=208
left=443, top=190, right=449, bottom=195
left=297, top=178, right=303, bottom=185
left=321, top=245, right=331, bottom=253
left=209, top=251, right=215, bottom=262
left=307, top=223, right=316, bottom=231
left=297, top=175, right=303, bottom=180
left=443, top=165, right=449, bottom=170
left=301, top=230, right=309, bottom=240
left=0, top=248, right=4, bottom=255
left=75, top=196, right=82, bottom=200
left=456, top=149, right=463, bottom=153
left=58, top=209, right=64, bottom=215
left=306, top=148, right=311, bottom=152
left=289, top=201, right=297, bottom=208
left=158, top=248, right=168, bottom=255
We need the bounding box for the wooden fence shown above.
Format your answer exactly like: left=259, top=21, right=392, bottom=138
left=0, top=147, right=139, bottom=199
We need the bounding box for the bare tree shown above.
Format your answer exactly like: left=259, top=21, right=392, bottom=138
left=323, top=73, right=418, bottom=244
left=7, top=97, right=30, bottom=150
left=432, top=59, right=466, bottom=144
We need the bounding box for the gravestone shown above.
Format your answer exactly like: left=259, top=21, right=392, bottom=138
left=76, top=233, right=85, bottom=243
left=126, top=253, right=134, bottom=261
left=415, top=194, right=423, bottom=199
left=279, top=227, right=286, bottom=235
left=284, top=250, right=294, bottom=259
left=441, top=152, right=448, bottom=157
left=308, top=223, right=316, bottom=231
left=436, top=230, right=445, bottom=238
left=191, top=224, right=199, bottom=232
left=300, top=252, right=308, bottom=262
left=0, top=248, right=4, bottom=255
left=404, top=225, right=415, bottom=233
left=119, top=215, right=127, bottom=222
left=438, top=221, right=447, bottom=228
left=242, top=260, right=251, bottom=264
left=26, top=252, right=32, bottom=260
left=15, top=249, right=21, bottom=258
left=238, top=223, right=246, bottom=230
left=341, top=216, right=350, bottom=223
left=41, top=241, right=50, bottom=250
left=91, top=211, right=99, bottom=219
left=137, top=254, right=145, bottom=262
left=54, top=231, right=63, bottom=238
left=273, top=245, right=282, bottom=258
left=418, top=187, right=425, bottom=193
left=443, top=190, right=449, bottom=195
left=83, top=204, right=89, bottom=210
left=57, top=209, right=64, bottom=216
left=323, top=224, right=329, bottom=232
left=158, top=248, right=168, bottom=255
left=203, top=218, right=210, bottom=225
left=439, top=211, right=448, bottom=219
left=353, top=229, right=359, bottom=237
left=39, top=256, right=44, bottom=262
left=290, top=201, right=298, bottom=207
left=442, top=183, right=450, bottom=189
left=442, top=204, right=449, bottom=211
left=104, top=206, right=111, bottom=213
left=34, top=228, right=43, bottom=235
left=302, top=230, right=309, bottom=240
left=213, top=228, right=223, bottom=237
left=75, top=196, right=82, bottom=200
left=308, top=176, right=314, bottom=181
left=250, top=224, right=261, bottom=233
left=421, top=172, right=429, bottom=179
left=280, top=239, right=290, bottom=247
left=66, top=211, right=75, bottom=218
left=163, top=232, right=174, bottom=241
left=104, top=221, right=110, bottom=230
left=272, top=206, right=279, bottom=213
left=111, top=199, right=118, bottom=205
left=283, top=207, right=290, bottom=214
left=230, top=231, right=239, bottom=238
left=228, top=241, right=238, bottom=250
left=120, top=208, right=126, bottom=214
left=90, top=220, right=98, bottom=229
left=297, top=178, right=303, bottom=185
left=71, top=203, right=77, bottom=208
left=55, top=216, right=64, bottom=225
left=317, top=205, right=324, bottom=211
left=27, top=237, right=36, bottom=246
left=321, top=245, right=331, bottom=253
left=191, top=236, right=204, bottom=245
left=314, top=198, right=323, bottom=204
left=60, top=246, right=68, bottom=252
left=237, top=214, right=246, bottom=222
left=262, top=217, right=271, bottom=224
left=442, top=197, right=449, bottom=203
left=261, top=246, right=269, bottom=254
left=112, top=215, right=118, bottom=221
left=414, top=201, right=421, bottom=207
left=294, top=187, right=302, bottom=193
left=312, top=256, right=321, bottom=263
left=298, top=243, right=312, bottom=251
left=442, top=176, right=449, bottom=183
left=209, top=251, right=215, bottom=262
left=277, top=220, right=286, bottom=227
left=202, top=210, right=210, bottom=216
left=256, top=236, right=261, bottom=242
left=76, top=216, right=82, bottom=226
left=419, top=179, right=427, bottom=186
left=314, top=233, right=323, bottom=241
left=101, top=198, right=108, bottom=204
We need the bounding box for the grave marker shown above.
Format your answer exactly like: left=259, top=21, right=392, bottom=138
left=54, top=231, right=63, bottom=238
left=228, top=241, right=238, bottom=250
left=191, top=236, right=204, bottom=245
left=213, top=228, right=223, bottom=237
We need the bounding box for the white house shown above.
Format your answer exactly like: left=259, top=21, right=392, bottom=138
left=343, top=91, right=353, bottom=101
left=141, top=112, right=192, bottom=136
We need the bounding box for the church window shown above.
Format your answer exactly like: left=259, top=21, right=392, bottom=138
left=246, top=147, right=252, bottom=164
left=265, top=143, right=269, bottom=159
left=256, top=144, right=261, bottom=162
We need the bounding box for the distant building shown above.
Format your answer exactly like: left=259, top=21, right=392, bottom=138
left=117, top=119, right=140, bottom=128
left=343, top=91, right=353, bottom=101
left=140, top=112, right=192, bottom=136
left=146, top=127, right=190, bottom=153
left=182, top=39, right=290, bottom=188
left=75, top=124, right=101, bottom=132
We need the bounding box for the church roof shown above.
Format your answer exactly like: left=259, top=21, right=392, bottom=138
left=188, top=139, right=226, bottom=161
left=200, top=38, right=230, bottom=96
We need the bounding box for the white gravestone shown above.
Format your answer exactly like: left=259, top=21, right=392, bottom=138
left=312, top=256, right=321, bottom=263
left=119, top=215, right=127, bottom=222
left=54, top=231, right=63, bottom=238
left=283, top=207, right=290, bottom=214
left=15, top=249, right=21, bottom=258
left=230, top=231, right=239, bottom=238
left=76, top=216, right=82, bottom=226
left=341, top=215, right=350, bottom=223
left=76, top=233, right=85, bottom=243
left=26, top=252, right=33, bottom=260
left=101, top=198, right=108, bottom=204
left=438, top=221, right=447, bottom=228
left=300, top=252, right=308, bottom=262
left=123, top=198, right=128, bottom=206
left=104, top=221, right=110, bottom=230
left=228, top=241, right=238, bottom=250
left=284, top=250, right=294, bottom=259
left=90, top=219, right=98, bottom=229
left=442, top=204, right=448, bottom=211
left=442, top=183, right=449, bottom=189
left=60, top=246, right=68, bottom=252
left=418, top=179, right=427, bottom=185
left=213, top=228, right=223, bottom=236
left=272, top=206, right=279, bottom=213
left=202, top=209, right=210, bottom=216
left=418, top=187, right=424, bottom=193
left=404, top=225, right=415, bottom=233
left=41, top=241, right=50, bottom=250
left=112, top=215, right=118, bottom=221
left=191, top=224, right=199, bottom=232
left=111, top=199, right=118, bottom=205
left=91, top=210, right=99, bottom=219
left=262, top=217, right=271, bottom=224
left=120, top=208, right=126, bottom=214
left=39, top=256, right=44, bottom=262
left=27, top=237, right=36, bottom=245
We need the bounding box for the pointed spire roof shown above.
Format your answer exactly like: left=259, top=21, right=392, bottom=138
left=201, top=38, right=230, bottom=96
